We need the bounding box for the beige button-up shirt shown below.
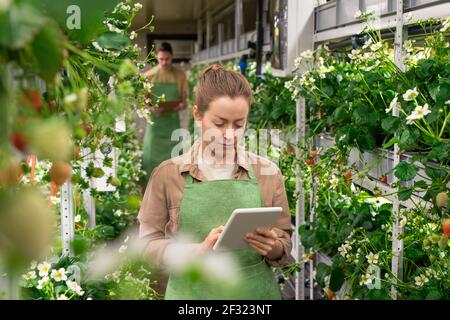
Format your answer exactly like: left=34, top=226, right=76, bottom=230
left=138, top=142, right=293, bottom=268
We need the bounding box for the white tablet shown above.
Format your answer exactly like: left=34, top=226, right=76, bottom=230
left=213, top=207, right=282, bottom=252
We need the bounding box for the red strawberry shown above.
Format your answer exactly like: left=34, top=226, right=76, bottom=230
left=443, top=219, right=450, bottom=238
left=23, top=89, right=43, bottom=111
left=48, top=100, right=58, bottom=112
left=49, top=162, right=72, bottom=186
left=344, top=171, right=352, bottom=181
left=287, top=146, right=295, bottom=154
left=310, top=150, right=318, bottom=158
left=10, top=132, right=28, bottom=152
left=324, top=288, right=335, bottom=300
left=305, top=159, right=314, bottom=166
left=380, top=176, right=388, bottom=184
left=83, top=123, right=93, bottom=135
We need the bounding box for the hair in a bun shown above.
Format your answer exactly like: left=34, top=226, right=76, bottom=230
left=195, top=64, right=252, bottom=115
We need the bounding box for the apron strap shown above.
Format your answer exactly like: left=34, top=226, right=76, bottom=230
left=246, top=165, right=257, bottom=181
left=154, top=66, right=177, bottom=84
left=184, top=172, right=194, bottom=184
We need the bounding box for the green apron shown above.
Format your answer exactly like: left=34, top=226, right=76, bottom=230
left=142, top=68, right=181, bottom=179
left=165, top=168, right=281, bottom=300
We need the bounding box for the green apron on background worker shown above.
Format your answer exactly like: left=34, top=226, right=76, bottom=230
left=165, top=167, right=281, bottom=300
left=142, top=67, right=181, bottom=180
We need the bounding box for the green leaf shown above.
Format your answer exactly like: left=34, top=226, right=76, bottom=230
left=382, top=136, right=398, bottom=149
left=398, top=187, right=413, bottom=201
left=413, top=180, right=428, bottom=189
left=362, top=220, right=373, bottom=230
left=96, top=31, right=130, bottom=50
left=394, top=162, right=419, bottom=181
left=425, top=166, right=447, bottom=182
left=95, top=225, right=115, bottom=238
left=315, top=263, right=331, bottom=288
left=357, top=131, right=376, bottom=151
left=367, top=289, right=390, bottom=300
left=332, top=106, right=350, bottom=123
left=428, top=143, right=450, bottom=162
left=398, top=127, right=420, bottom=149
left=0, top=2, right=45, bottom=49
left=425, top=289, right=442, bottom=300
left=329, top=267, right=345, bottom=292
left=353, top=106, right=378, bottom=127
left=29, top=0, right=120, bottom=44
left=381, top=117, right=401, bottom=134
left=30, top=21, right=64, bottom=82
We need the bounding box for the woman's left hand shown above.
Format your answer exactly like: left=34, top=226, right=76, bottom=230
left=244, top=227, right=283, bottom=259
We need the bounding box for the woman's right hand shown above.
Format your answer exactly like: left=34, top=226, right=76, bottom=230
left=195, top=226, right=225, bottom=254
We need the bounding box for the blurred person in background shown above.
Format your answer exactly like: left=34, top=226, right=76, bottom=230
left=142, top=42, right=188, bottom=183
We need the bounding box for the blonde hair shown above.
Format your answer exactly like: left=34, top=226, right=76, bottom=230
left=195, top=64, right=253, bottom=115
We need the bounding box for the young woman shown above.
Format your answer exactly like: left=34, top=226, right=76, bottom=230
left=142, top=42, right=188, bottom=181
left=138, top=64, right=292, bottom=300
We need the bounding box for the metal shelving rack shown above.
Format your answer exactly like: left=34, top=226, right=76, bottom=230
left=291, top=0, right=450, bottom=300
left=191, top=0, right=272, bottom=65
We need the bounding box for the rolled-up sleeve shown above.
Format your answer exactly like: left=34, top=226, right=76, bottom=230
left=265, top=169, right=293, bottom=267
left=137, top=165, right=173, bottom=267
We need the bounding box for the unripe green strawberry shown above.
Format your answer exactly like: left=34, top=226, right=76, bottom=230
left=91, top=168, right=105, bottom=178
left=429, top=255, right=436, bottom=263
left=108, top=176, right=121, bottom=187
left=431, top=233, right=440, bottom=243
left=125, top=195, right=141, bottom=210
left=436, top=192, right=448, bottom=208
left=438, top=235, right=448, bottom=250
left=423, top=238, right=431, bottom=247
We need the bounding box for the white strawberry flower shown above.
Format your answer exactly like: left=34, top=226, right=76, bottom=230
left=406, top=104, right=431, bottom=125
left=30, top=261, right=38, bottom=269
left=440, top=17, right=450, bottom=32
left=370, top=42, right=383, bottom=51
left=402, top=87, right=419, bottom=101
left=414, top=274, right=429, bottom=287
left=362, top=38, right=373, bottom=50
left=66, top=280, right=85, bottom=296
left=51, top=268, right=68, bottom=282
left=57, top=294, right=69, bottom=300
left=118, top=245, right=128, bottom=253
left=300, top=49, right=313, bottom=59
left=129, top=31, right=137, bottom=40
left=385, top=95, right=399, bottom=113
left=348, top=49, right=360, bottom=60
left=37, top=276, right=50, bottom=290
left=359, top=273, right=372, bottom=286
left=338, top=243, right=352, bottom=258
left=404, top=40, right=414, bottom=52
left=329, top=176, right=339, bottom=189
left=74, top=215, right=81, bottom=223
left=37, top=262, right=52, bottom=277
left=366, top=252, right=379, bottom=265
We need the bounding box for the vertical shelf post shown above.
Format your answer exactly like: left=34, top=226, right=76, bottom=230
left=60, top=181, right=75, bottom=256
left=295, top=97, right=306, bottom=300
left=235, top=0, right=243, bottom=52
left=391, top=0, right=406, bottom=300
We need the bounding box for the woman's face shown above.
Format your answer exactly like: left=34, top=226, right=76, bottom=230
left=193, top=96, right=249, bottom=161
left=157, top=51, right=172, bottom=69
